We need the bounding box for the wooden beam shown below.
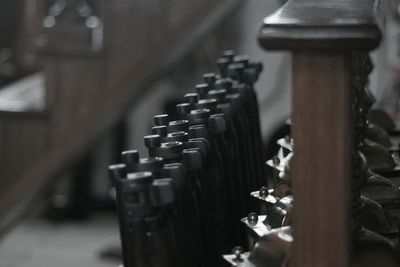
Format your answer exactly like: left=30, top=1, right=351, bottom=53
left=291, top=52, right=352, bottom=267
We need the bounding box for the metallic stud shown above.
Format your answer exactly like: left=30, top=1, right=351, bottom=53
left=259, top=186, right=268, bottom=197
left=272, top=156, right=280, bottom=165
left=247, top=212, right=258, bottom=226
left=232, top=246, right=243, bottom=262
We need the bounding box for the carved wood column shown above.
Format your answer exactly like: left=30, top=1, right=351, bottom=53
left=258, top=1, right=382, bottom=266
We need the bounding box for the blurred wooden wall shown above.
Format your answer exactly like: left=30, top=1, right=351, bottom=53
left=0, top=0, right=242, bottom=231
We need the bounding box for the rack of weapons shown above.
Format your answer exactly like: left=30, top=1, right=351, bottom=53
left=105, top=51, right=400, bottom=267
left=105, top=1, right=400, bottom=266
left=106, top=47, right=400, bottom=267
left=107, top=50, right=266, bottom=267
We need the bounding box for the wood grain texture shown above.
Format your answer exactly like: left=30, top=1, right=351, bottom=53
left=0, top=118, right=48, bottom=194
left=291, top=52, right=352, bottom=267
left=15, top=0, right=45, bottom=72
left=43, top=58, right=107, bottom=148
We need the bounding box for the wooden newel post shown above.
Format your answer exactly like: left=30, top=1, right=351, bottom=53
left=258, top=1, right=382, bottom=266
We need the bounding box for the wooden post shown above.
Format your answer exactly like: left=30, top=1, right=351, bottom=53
left=292, top=52, right=351, bottom=266
left=258, top=1, right=382, bottom=266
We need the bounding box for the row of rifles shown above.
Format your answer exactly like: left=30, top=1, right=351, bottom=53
left=108, top=50, right=266, bottom=267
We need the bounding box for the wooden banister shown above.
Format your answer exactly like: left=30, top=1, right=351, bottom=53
left=258, top=1, right=382, bottom=266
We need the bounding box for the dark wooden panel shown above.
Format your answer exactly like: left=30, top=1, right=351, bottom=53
left=105, top=0, right=168, bottom=89
left=15, top=0, right=46, bottom=72
left=0, top=118, right=48, bottom=195
left=43, top=58, right=108, bottom=147
left=165, top=0, right=221, bottom=31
